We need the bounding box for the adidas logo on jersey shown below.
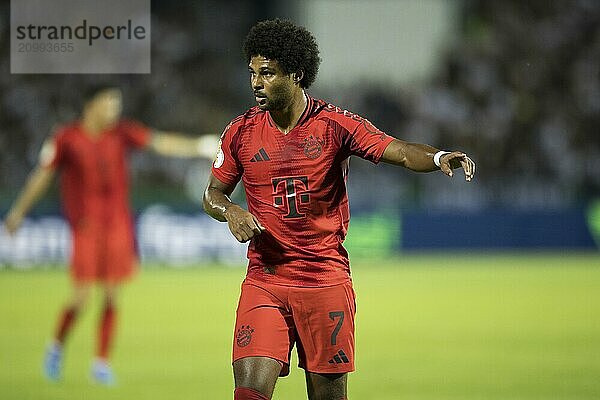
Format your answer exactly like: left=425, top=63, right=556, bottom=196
left=250, top=148, right=270, bottom=162
left=328, top=349, right=349, bottom=364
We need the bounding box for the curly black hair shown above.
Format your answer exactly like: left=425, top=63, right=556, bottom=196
left=243, top=19, right=321, bottom=89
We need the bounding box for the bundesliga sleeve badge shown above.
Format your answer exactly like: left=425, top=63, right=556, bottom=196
left=213, top=139, right=225, bottom=168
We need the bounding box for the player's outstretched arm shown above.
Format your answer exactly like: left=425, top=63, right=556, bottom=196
left=381, top=138, right=475, bottom=181
left=149, top=132, right=219, bottom=159
left=4, top=166, right=55, bottom=235
left=203, top=174, right=265, bottom=243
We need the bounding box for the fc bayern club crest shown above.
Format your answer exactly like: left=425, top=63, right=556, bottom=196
left=303, top=135, right=324, bottom=159
left=236, top=325, right=254, bottom=347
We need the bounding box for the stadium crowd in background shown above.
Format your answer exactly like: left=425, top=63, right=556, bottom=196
left=353, top=0, right=600, bottom=209
left=0, top=1, right=598, bottom=212
left=0, top=0, right=600, bottom=212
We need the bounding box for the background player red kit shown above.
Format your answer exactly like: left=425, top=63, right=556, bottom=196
left=4, top=85, right=218, bottom=385
left=45, top=119, right=150, bottom=283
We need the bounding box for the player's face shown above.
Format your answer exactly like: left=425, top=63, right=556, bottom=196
left=90, top=89, right=123, bottom=125
left=248, top=56, right=296, bottom=111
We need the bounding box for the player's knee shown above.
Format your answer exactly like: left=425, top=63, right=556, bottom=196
left=308, top=390, right=348, bottom=400
left=70, top=288, right=92, bottom=310
left=102, top=286, right=119, bottom=306
left=69, top=297, right=84, bottom=311
left=309, top=393, right=348, bottom=400
left=234, top=386, right=271, bottom=400
left=306, top=372, right=347, bottom=400
left=233, top=372, right=274, bottom=397
left=103, top=294, right=117, bottom=308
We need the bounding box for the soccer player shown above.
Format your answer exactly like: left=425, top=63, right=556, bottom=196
left=3, top=84, right=217, bottom=385
left=203, top=19, right=475, bottom=400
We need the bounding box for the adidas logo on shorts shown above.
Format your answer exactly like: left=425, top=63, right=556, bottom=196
left=327, top=349, right=349, bottom=364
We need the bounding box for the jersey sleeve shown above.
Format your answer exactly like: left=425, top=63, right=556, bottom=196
left=119, top=119, right=152, bottom=149
left=211, top=119, right=242, bottom=186
left=342, top=115, right=395, bottom=164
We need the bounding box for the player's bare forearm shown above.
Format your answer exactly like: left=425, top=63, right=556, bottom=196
left=150, top=132, right=218, bottom=159
left=381, top=139, right=439, bottom=171
left=10, top=166, right=55, bottom=215
left=203, top=186, right=236, bottom=222
left=203, top=174, right=265, bottom=242
left=381, top=139, right=476, bottom=181
left=5, top=166, right=55, bottom=233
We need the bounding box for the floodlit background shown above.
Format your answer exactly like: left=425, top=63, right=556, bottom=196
left=1, top=1, right=599, bottom=399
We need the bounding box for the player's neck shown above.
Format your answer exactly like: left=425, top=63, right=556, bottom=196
left=270, top=90, right=307, bottom=135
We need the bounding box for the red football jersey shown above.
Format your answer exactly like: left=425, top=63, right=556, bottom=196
left=212, top=96, right=395, bottom=287
left=41, top=119, right=151, bottom=226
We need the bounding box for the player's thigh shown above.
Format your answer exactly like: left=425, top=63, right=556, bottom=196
left=233, top=282, right=294, bottom=368
left=233, top=356, right=282, bottom=398
left=305, top=372, right=347, bottom=400
left=292, top=281, right=356, bottom=374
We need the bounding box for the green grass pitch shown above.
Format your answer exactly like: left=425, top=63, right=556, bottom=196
left=1, top=253, right=599, bottom=399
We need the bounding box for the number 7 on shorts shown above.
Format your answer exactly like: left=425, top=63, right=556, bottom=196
left=329, top=311, right=344, bottom=345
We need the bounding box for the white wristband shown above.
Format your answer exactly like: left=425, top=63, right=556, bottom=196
left=433, top=151, right=450, bottom=167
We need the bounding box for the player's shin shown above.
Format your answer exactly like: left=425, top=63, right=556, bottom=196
left=55, top=306, right=78, bottom=344
left=97, top=301, right=116, bottom=359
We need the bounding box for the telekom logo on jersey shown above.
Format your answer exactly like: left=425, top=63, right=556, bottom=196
left=272, top=176, right=310, bottom=219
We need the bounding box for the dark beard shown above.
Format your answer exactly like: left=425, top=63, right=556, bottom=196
left=264, top=85, right=292, bottom=111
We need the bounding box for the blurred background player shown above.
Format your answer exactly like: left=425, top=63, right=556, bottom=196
left=203, top=19, right=474, bottom=400
left=3, top=84, right=217, bottom=385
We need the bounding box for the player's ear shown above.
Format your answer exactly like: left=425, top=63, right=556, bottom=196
left=292, top=71, right=304, bottom=85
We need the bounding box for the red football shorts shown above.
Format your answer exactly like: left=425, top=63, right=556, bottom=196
left=233, top=278, right=356, bottom=375
left=69, top=216, right=137, bottom=283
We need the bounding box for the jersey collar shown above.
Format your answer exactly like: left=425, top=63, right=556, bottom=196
left=267, top=91, right=313, bottom=134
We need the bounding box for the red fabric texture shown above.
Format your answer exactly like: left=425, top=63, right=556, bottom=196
left=44, top=119, right=150, bottom=283
left=234, top=387, right=270, bottom=400
left=233, top=279, right=356, bottom=374
left=212, top=96, right=394, bottom=287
